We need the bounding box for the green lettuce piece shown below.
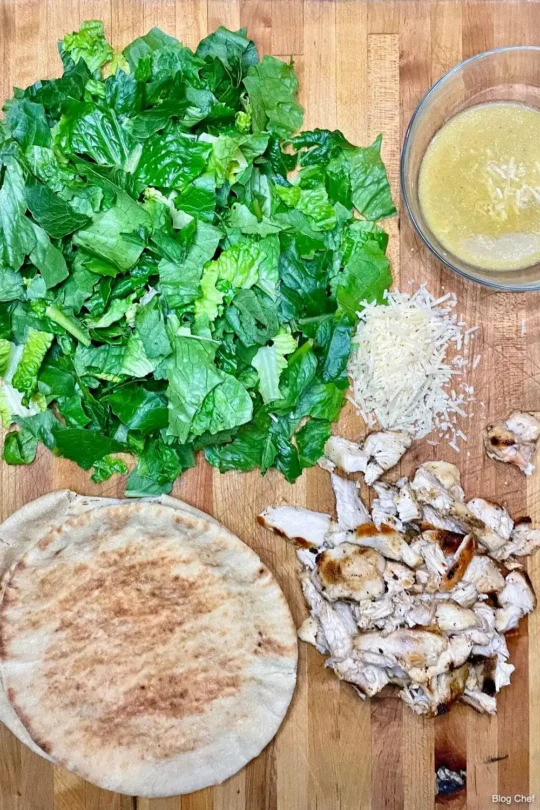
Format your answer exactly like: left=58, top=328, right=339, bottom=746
left=135, top=130, right=211, bottom=190
left=4, top=99, right=51, bottom=149
left=106, top=384, right=168, bottom=434
left=229, top=203, right=283, bottom=237
left=196, top=26, right=258, bottom=73
left=0, top=341, right=47, bottom=427
left=194, top=268, right=223, bottom=321
left=125, top=439, right=192, bottom=497
left=251, top=329, right=297, bottom=403
left=28, top=223, right=69, bottom=288
left=24, top=181, right=90, bottom=238
left=123, top=27, right=180, bottom=72
left=195, top=241, right=265, bottom=321
left=0, top=157, right=36, bottom=270
left=0, top=339, right=11, bottom=377
left=91, top=455, right=128, bottom=483
left=54, top=426, right=124, bottom=469
left=336, top=240, right=391, bottom=317
left=296, top=418, right=331, bottom=467
left=346, top=135, right=396, bottom=221
left=191, top=374, right=253, bottom=437
left=56, top=100, right=133, bottom=168
left=134, top=297, right=171, bottom=359
left=73, top=191, right=151, bottom=270
left=244, top=56, right=303, bottom=138
left=275, top=184, right=336, bottom=231
left=2, top=429, right=38, bottom=465
left=46, top=305, right=91, bottom=346
left=166, top=334, right=222, bottom=443
left=12, top=328, right=54, bottom=402
left=206, top=132, right=268, bottom=185
left=62, top=20, right=114, bottom=72
left=0, top=270, right=24, bottom=302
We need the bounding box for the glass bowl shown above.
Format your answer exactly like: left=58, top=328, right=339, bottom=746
left=401, top=46, right=540, bottom=291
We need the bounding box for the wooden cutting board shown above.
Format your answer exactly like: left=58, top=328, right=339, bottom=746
left=1, top=1, right=540, bottom=808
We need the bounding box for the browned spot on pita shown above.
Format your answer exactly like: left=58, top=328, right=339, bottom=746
left=255, top=631, right=295, bottom=657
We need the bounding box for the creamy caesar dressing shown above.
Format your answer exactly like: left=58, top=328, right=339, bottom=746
left=419, top=102, right=540, bottom=271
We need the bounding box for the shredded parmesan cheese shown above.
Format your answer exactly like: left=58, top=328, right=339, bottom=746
left=348, top=286, right=480, bottom=448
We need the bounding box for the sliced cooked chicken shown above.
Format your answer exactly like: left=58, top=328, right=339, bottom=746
left=422, top=505, right=466, bottom=535
left=412, top=468, right=507, bottom=553
left=506, top=410, right=540, bottom=442
left=330, top=473, right=370, bottom=530
left=411, top=536, right=447, bottom=579
left=296, top=547, right=318, bottom=570
left=352, top=595, right=395, bottom=631
left=354, top=523, right=423, bottom=568
left=442, top=580, right=479, bottom=608
left=258, top=505, right=331, bottom=548
left=371, top=482, right=401, bottom=530
left=484, top=410, right=540, bottom=475
left=395, top=482, right=422, bottom=522
left=435, top=602, right=480, bottom=633
left=261, top=444, right=540, bottom=718
left=324, top=436, right=368, bottom=474
left=363, top=431, right=413, bottom=485
left=384, top=561, right=416, bottom=593
left=422, top=461, right=465, bottom=501
left=330, top=657, right=390, bottom=697
left=467, top=498, right=513, bottom=541
left=297, top=616, right=327, bottom=652
left=300, top=573, right=355, bottom=658
left=411, top=467, right=455, bottom=511
left=462, top=689, right=497, bottom=714
left=462, top=555, right=505, bottom=593
left=317, top=456, right=336, bottom=473
left=495, top=518, right=540, bottom=560
left=442, top=534, right=476, bottom=591
left=402, top=664, right=470, bottom=717
left=354, top=629, right=448, bottom=676
left=316, top=543, right=386, bottom=602
left=495, top=570, right=537, bottom=633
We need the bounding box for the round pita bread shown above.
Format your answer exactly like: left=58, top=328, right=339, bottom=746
left=0, top=491, right=212, bottom=760
left=0, top=498, right=297, bottom=796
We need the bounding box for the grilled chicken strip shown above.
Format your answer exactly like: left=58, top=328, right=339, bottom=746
left=363, top=431, right=413, bottom=485
left=258, top=505, right=331, bottom=548
left=330, top=474, right=370, bottom=530
left=411, top=465, right=506, bottom=553
left=316, top=543, right=386, bottom=602
left=395, top=481, right=422, bottom=522
left=324, top=431, right=412, bottom=483
left=494, top=518, right=540, bottom=560
left=484, top=410, right=540, bottom=475
left=495, top=570, right=537, bottom=633
left=354, top=523, right=423, bottom=568
left=324, top=436, right=368, bottom=474
left=467, top=498, right=513, bottom=541
left=462, top=555, right=505, bottom=593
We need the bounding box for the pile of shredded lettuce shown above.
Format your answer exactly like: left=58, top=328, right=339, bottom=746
left=0, top=21, right=394, bottom=495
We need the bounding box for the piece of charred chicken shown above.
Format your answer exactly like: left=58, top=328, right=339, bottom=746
left=484, top=410, right=540, bottom=475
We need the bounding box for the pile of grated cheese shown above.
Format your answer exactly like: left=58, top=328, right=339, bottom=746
left=347, top=286, right=481, bottom=451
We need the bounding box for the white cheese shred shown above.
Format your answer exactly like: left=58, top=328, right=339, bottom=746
left=348, top=286, right=480, bottom=448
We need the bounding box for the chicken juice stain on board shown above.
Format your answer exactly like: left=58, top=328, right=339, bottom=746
left=418, top=102, right=540, bottom=271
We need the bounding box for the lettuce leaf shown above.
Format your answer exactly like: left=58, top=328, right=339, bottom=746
left=61, top=20, right=114, bottom=73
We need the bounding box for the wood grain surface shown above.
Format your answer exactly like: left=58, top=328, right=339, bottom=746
left=1, top=1, right=540, bottom=808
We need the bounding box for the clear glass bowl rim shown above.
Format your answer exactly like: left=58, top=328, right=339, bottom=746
left=400, top=45, right=540, bottom=292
